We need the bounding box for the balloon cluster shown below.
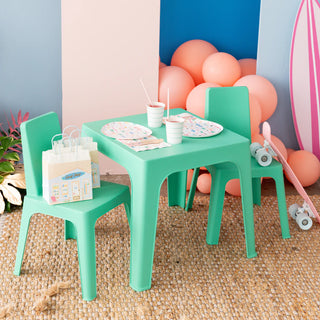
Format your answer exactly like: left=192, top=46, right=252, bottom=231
left=159, top=40, right=320, bottom=195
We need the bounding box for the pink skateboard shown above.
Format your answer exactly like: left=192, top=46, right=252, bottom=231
left=251, top=122, right=320, bottom=230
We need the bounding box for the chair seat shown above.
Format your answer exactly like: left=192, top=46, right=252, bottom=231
left=210, top=158, right=283, bottom=178
left=25, top=180, right=130, bottom=219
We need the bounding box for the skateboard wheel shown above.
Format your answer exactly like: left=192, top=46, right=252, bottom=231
left=296, top=213, right=313, bottom=230
left=250, top=142, right=262, bottom=157
left=289, top=204, right=300, bottom=219
left=256, top=148, right=272, bottom=166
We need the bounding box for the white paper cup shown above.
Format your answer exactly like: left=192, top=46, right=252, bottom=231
left=147, top=102, right=165, bottom=128
left=166, top=116, right=185, bottom=144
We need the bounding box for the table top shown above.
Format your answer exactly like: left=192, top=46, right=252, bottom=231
left=82, top=109, right=250, bottom=170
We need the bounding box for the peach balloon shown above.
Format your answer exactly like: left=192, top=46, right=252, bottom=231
left=159, top=61, right=166, bottom=68
left=202, top=52, right=241, bottom=86
left=225, top=179, right=241, bottom=197
left=249, top=94, right=262, bottom=136
left=286, top=150, right=320, bottom=187
left=271, top=134, right=287, bottom=160
left=234, top=75, right=278, bottom=122
left=186, top=82, right=221, bottom=118
left=197, top=173, right=211, bottom=194
left=239, top=58, right=257, bottom=77
left=171, top=39, right=218, bottom=85
left=158, top=66, right=195, bottom=109
left=187, top=169, right=194, bottom=191
left=251, top=133, right=264, bottom=145
left=286, top=148, right=295, bottom=158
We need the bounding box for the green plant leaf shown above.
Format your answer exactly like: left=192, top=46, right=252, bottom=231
left=5, top=201, right=11, bottom=213
left=0, top=161, right=15, bottom=173
left=0, top=147, right=4, bottom=159
left=9, top=138, right=21, bottom=148
left=0, top=175, right=4, bottom=184
left=3, top=152, right=19, bottom=161
left=0, top=136, right=13, bottom=152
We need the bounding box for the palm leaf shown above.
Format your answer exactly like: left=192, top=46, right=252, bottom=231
left=0, top=184, right=22, bottom=205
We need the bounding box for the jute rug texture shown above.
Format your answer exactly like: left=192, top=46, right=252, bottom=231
left=0, top=195, right=320, bottom=319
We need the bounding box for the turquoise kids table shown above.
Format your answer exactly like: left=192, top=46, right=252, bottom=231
left=82, top=108, right=257, bottom=292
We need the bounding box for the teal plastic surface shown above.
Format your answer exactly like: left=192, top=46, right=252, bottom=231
left=82, top=107, right=257, bottom=292
left=14, top=112, right=131, bottom=301
left=186, top=87, right=290, bottom=242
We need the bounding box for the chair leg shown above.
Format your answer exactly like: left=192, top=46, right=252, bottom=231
left=252, top=177, right=261, bottom=206
left=185, top=167, right=200, bottom=211
left=75, top=219, right=97, bottom=301
left=206, top=170, right=228, bottom=245
left=274, top=175, right=291, bottom=239
left=14, top=206, right=34, bottom=276
left=124, top=201, right=131, bottom=230
left=65, top=220, right=77, bottom=240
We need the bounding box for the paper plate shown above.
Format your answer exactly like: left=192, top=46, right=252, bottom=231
left=101, top=122, right=152, bottom=140
left=175, top=113, right=223, bottom=138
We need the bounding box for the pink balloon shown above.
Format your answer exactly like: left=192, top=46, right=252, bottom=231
left=158, top=66, right=195, bottom=109
left=249, top=94, right=262, bottom=136
left=197, top=173, right=211, bottom=194
left=159, top=61, right=166, bottom=68
left=171, top=39, right=218, bottom=85
left=239, top=58, right=257, bottom=77
left=202, top=52, right=241, bottom=86
left=186, top=82, right=221, bottom=118
left=286, top=150, right=320, bottom=187
left=234, top=75, right=278, bottom=122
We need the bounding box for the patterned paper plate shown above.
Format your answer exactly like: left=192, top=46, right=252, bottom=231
left=177, top=113, right=223, bottom=138
left=101, top=122, right=152, bottom=140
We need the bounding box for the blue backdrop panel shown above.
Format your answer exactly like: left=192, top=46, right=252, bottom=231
left=160, top=0, right=261, bottom=65
left=0, top=0, right=61, bottom=127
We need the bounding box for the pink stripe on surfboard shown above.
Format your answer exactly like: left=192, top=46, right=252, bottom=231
left=308, top=0, right=320, bottom=158
left=290, top=0, right=306, bottom=151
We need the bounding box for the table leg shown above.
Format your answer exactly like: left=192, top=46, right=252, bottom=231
left=237, top=153, right=257, bottom=259
left=129, top=170, right=162, bottom=291
left=167, top=171, right=187, bottom=208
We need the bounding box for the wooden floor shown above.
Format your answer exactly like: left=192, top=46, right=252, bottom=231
left=103, top=174, right=320, bottom=197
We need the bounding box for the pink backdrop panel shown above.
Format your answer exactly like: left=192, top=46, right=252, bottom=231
left=62, top=0, right=161, bottom=174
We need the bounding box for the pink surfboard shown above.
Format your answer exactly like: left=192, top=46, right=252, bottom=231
left=290, top=0, right=320, bottom=160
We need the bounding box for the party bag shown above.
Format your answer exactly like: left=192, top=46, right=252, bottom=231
left=62, top=126, right=101, bottom=188
left=42, top=133, right=93, bottom=205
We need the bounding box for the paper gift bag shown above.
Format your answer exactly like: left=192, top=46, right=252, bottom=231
left=63, top=126, right=101, bottom=188
left=79, top=138, right=100, bottom=188
left=42, top=140, right=93, bottom=205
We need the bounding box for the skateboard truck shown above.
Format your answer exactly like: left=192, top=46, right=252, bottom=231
left=250, top=141, right=276, bottom=167
left=289, top=202, right=314, bottom=230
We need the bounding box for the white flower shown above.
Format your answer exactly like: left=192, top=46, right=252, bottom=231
left=0, top=172, right=26, bottom=214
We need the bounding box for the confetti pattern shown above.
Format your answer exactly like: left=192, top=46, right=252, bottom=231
left=118, top=135, right=171, bottom=152
left=178, top=113, right=223, bottom=138
left=101, top=122, right=152, bottom=140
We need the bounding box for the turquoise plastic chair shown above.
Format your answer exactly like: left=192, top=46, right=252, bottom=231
left=14, top=112, right=131, bottom=301
left=186, top=87, right=290, bottom=243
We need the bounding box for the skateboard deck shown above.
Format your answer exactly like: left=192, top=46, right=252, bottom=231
left=262, top=121, right=320, bottom=224
left=290, top=0, right=320, bottom=160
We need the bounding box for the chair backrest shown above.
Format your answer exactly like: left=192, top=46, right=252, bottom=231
left=21, top=112, right=61, bottom=197
left=205, top=86, right=251, bottom=141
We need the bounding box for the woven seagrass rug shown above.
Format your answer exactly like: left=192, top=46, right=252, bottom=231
left=0, top=195, right=320, bottom=319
